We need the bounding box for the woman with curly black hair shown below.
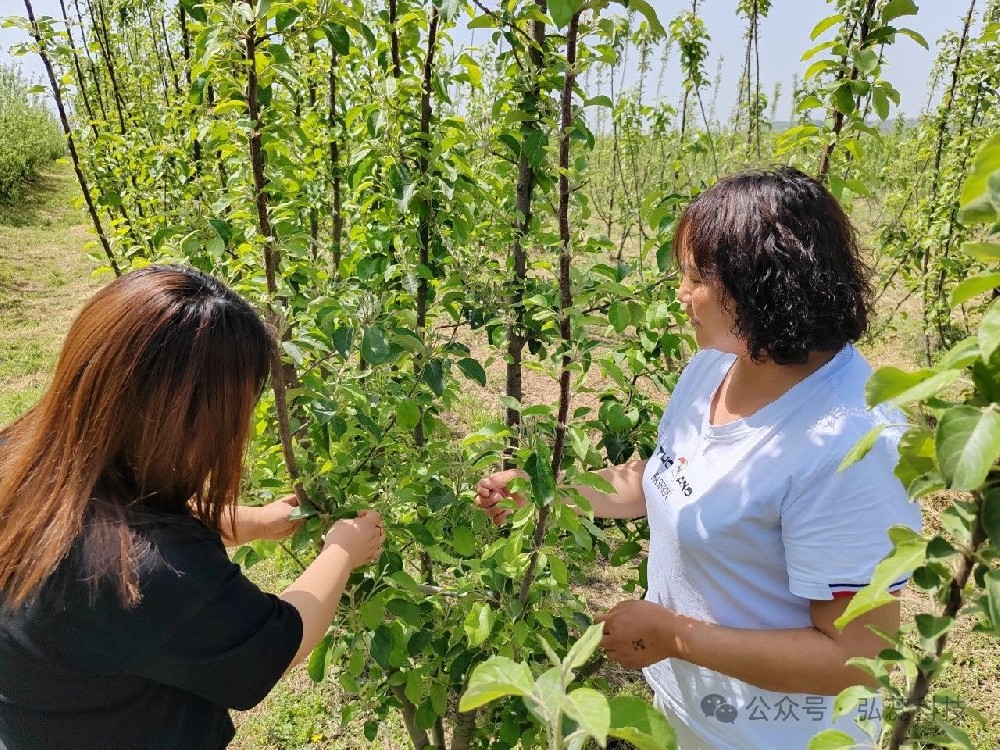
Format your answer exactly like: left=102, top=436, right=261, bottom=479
left=477, top=167, right=921, bottom=749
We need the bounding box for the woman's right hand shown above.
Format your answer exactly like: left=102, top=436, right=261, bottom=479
left=323, top=509, right=385, bottom=568
left=475, top=469, right=529, bottom=526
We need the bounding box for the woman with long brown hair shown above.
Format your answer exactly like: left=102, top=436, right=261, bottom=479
left=0, top=265, right=384, bottom=750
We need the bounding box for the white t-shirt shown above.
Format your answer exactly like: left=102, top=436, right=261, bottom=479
left=641, top=345, right=921, bottom=750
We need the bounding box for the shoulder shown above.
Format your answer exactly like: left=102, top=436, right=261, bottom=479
left=809, top=347, right=905, bottom=446
left=130, top=511, right=235, bottom=601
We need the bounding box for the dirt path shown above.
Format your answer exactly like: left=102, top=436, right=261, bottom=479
left=0, top=163, right=104, bottom=425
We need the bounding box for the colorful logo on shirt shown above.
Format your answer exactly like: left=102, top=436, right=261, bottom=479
left=700, top=694, right=738, bottom=723
left=651, top=446, right=693, bottom=497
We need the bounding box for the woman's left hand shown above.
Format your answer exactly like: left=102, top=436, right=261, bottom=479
left=258, top=494, right=303, bottom=541
left=595, top=600, right=675, bottom=670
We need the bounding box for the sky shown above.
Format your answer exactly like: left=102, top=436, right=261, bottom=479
left=0, top=0, right=969, bottom=119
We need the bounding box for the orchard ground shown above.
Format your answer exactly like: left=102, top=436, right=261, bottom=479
left=1, top=164, right=997, bottom=750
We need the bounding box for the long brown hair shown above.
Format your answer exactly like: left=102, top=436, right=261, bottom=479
left=0, top=265, right=272, bottom=608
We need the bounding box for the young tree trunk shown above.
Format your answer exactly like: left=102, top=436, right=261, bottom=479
left=817, top=0, right=876, bottom=181
left=179, top=5, right=203, bottom=175
left=72, top=0, right=109, bottom=123
left=23, top=0, right=120, bottom=276
left=388, top=0, right=402, bottom=79
left=206, top=84, right=229, bottom=189
left=328, top=51, right=344, bottom=273
left=57, top=0, right=99, bottom=139
left=504, top=1, right=546, bottom=469
left=86, top=0, right=127, bottom=135
left=921, top=0, right=977, bottom=361
left=414, top=6, right=440, bottom=450
left=519, top=10, right=579, bottom=605
left=888, top=492, right=987, bottom=749
left=244, top=8, right=311, bottom=508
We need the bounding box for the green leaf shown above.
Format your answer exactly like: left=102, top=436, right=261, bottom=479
left=881, top=0, right=918, bottom=23
left=324, top=23, right=350, bottom=55
left=332, top=326, right=353, bottom=357
left=359, top=597, right=384, bottom=630
left=525, top=449, right=556, bottom=508
left=801, top=40, right=837, bottom=62
left=949, top=271, right=1000, bottom=307
left=807, top=729, right=862, bottom=750
left=275, top=7, right=299, bottom=31
left=550, top=556, right=568, bottom=586
left=810, top=13, right=843, bottom=40
left=530, top=667, right=560, bottom=723
left=361, top=326, right=391, bottom=365
left=936, top=406, right=1000, bottom=490
left=610, top=540, right=642, bottom=566
left=979, top=299, right=1000, bottom=360
left=608, top=301, right=631, bottom=333
left=563, top=688, right=610, bottom=745
left=853, top=48, right=879, bottom=74
left=865, top=366, right=960, bottom=407
left=434, top=0, right=460, bottom=21
left=835, top=532, right=927, bottom=629
left=423, top=359, right=446, bottom=397
left=804, top=59, right=839, bottom=80
left=466, top=13, right=494, bottom=29
left=386, top=598, right=423, bottom=627
left=608, top=695, right=677, bottom=750
left=452, top=525, right=476, bottom=556
left=565, top=623, right=604, bottom=671
left=915, top=613, right=952, bottom=641
left=464, top=602, right=496, bottom=648
left=831, top=83, right=856, bottom=115
left=586, top=95, right=614, bottom=108
left=931, top=719, right=976, bottom=750
left=958, top=132, right=1000, bottom=226
left=872, top=88, right=890, bottom=120
left=307, top=633, right=334, bottom=682
left=983, top=569, right=1000, bottom=631
left=180, top=0, right=207, bottom=23
left=983, top=488, right=1000, bottom=543
left=896, top=27, right=929, bottom=48
left=548, top=0, right=583, bottom=29
left=839, top=424, right=886, bottom=471
left=623, top=0, right=666, bottom=37
left=415, top=699, right=436, bottom=729
left=832, top=684, right=877, bottom=718
left=396, top=398, right=421, bottom=430
left=371, top=625, right=393, bottom=669
left=960, top=241, right=1000, bottom=262
left=937, top=337, right=981, bottom=371
left=459, top=657, right=535, bottom=711
left=573, top=471, right=617, bottom=495
left=457, top=357, right=486, bottom=386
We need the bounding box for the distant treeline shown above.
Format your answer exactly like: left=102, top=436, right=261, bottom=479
left=0, top=64, right=64, bottom=204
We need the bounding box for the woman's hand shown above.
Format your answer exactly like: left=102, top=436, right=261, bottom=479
left=323, top=509, right=385, bottom=568
left=475, top=469, right=529, bottom=526
left=595, top=600, right=675, bottom=670
left=257, top=494, right=304, bottom=541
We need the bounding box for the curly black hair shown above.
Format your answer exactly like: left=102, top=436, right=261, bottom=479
left=673, top=166, right=872, bottom=365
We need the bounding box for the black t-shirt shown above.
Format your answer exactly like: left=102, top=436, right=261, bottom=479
left=0, top=510, right=303, bottom=750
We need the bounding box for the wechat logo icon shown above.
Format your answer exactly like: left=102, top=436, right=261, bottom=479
left=700, top=693, right=738, bottom=724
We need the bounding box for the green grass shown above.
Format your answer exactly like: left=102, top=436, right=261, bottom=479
left=0, top=163, right=102, bottom=426
left=232, top=553, right=412, bottom=750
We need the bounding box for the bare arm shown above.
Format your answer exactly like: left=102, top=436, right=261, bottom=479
left=476, top=460, right=648, bottom=524
left=278, top=510, right=385, bottom=670
left=597, top=595, right=899, bottom=695
left=220, top=495, right=301, bottom=547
